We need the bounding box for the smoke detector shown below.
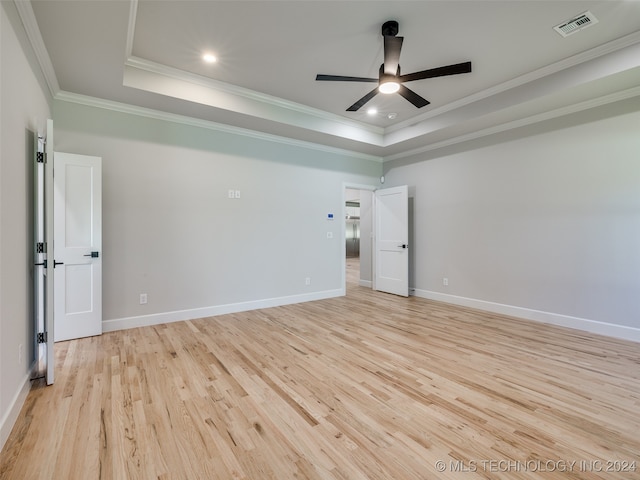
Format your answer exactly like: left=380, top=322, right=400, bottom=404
left=554, top=11, right=599, bottom=37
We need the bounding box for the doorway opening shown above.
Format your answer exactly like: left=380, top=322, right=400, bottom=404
left=343, top=183, right=411, bottom=298
left=343, top=185, right=375, bottom=293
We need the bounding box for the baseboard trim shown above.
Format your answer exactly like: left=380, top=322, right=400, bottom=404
left=103, top=289, right=343, bottom=332
left=359, top=279, right=372, bottom=288
left=412, top=289, right=640, bottom=343
left=0, top=365, right=35, bottom=452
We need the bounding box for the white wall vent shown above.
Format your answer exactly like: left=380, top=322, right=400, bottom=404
left=554, top=11, right=599, bottom=37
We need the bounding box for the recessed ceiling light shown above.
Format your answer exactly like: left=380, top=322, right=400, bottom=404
left=367, top=108, right=378, bottom=115
left=202, top=53, right=217, bottom=64
left=387, top=113, right=397, bottom=120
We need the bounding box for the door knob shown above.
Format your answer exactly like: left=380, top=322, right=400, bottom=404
left=397, top=244, right=408, bottom=249
left=84, top=251, right=99, bottom=258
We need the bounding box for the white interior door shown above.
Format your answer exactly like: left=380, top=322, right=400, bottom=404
left=54, top=152, right=102, bottom=342
left=374, top=185, right=409, bottom=297
left=44, top=120, right=55, bottom=383
left=34, top=133, right=46, bottom=376
left=34, top=120, right=55, bottom=384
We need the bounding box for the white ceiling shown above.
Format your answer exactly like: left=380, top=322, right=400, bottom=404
left=20, top=0, right=640, bottom=161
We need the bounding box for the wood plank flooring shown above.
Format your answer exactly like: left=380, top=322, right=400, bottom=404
left=1, top=267, right=639, bottom=479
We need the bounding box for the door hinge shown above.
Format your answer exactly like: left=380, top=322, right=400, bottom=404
left=37, top=332, right=47, bottom=344
left=36, top=152, right=45, bottom=163
left=36, top=242, right=46, bottom=253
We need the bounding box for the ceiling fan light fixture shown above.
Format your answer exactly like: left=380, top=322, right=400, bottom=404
left=202, top=53, right=217, bottom=63
left=379, top=81, right=400, bottom=94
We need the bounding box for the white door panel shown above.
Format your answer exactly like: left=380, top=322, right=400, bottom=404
left=54, top=152, right=102, bottom=342
left=375, top=185, right=409, bottom=297
left=65, top=265, right=94, bottom=312
left=65, top=165, right=93, bottom=245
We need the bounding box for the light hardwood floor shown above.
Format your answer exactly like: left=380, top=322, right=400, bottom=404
left=1, top=264, right=639, bottom=479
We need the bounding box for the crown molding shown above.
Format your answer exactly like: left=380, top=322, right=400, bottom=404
left=123, top=61, right=385, bottom=146
left=383, top=85, right=640, bottom=162
left=54, top=91, right=384, bottom=163
left=383, top=38, right=640, bottom=148
left=124, top=56, right=384, bottom=137
left=13, top=0, right=60, bottom=97
left=125, top=0, right=137, bottom=61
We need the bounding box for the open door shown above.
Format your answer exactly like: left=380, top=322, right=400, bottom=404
left=45, top=120, right=55, bottom=384
left=374, top=185, right=409, bottom=297
left=34, top=119, right=55, bottom=385
left=53, top=152, right=102, bottom=342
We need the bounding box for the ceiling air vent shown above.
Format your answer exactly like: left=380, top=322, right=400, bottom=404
left=554, top=11, right=599, bottom=37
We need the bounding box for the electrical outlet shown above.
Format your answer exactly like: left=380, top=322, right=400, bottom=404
left=443, top=277, right=449, bottom=286
left=327, top=232, right=333, bottom=239
left=305, top=277, right=311, bottom=285
left=228, top=189, right=235, bottom=199
left=234, top=190, right=241, bottom=199
left=140, top=293, right=148, bottom=305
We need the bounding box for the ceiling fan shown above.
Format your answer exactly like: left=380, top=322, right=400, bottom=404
left=316, top=20, right=472, bottom=112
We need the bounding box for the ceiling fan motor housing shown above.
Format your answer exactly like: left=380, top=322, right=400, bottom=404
left=381, top=20, right=399, bottom=37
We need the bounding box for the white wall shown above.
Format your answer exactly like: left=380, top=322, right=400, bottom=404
left=53, top=100, right=382, bottom=331
left=384, top=101, right=640, bottom=341
left=0, top=1, right=52, bottom=450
